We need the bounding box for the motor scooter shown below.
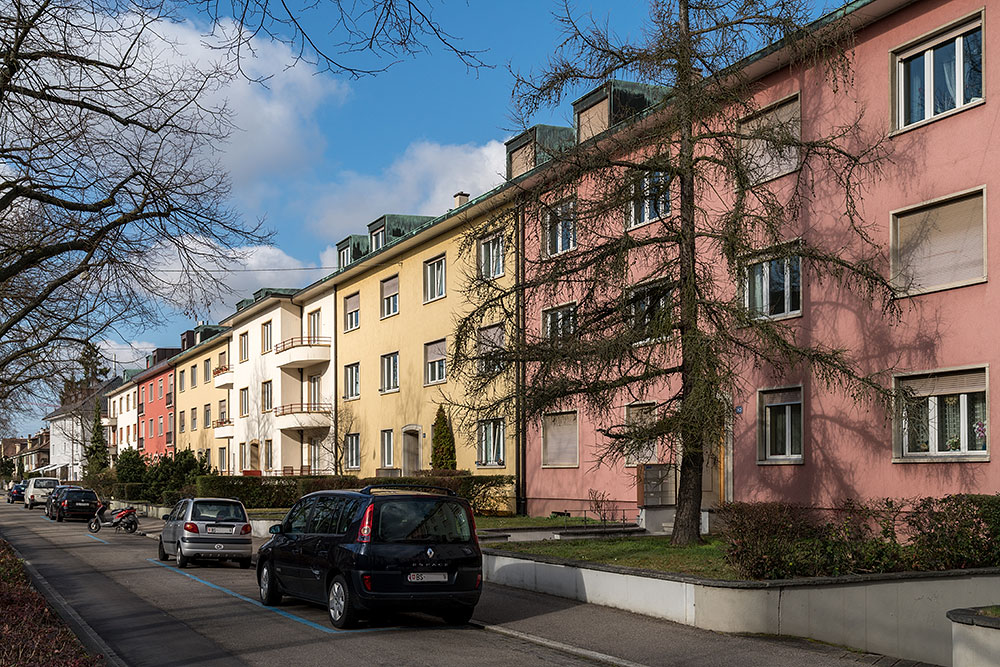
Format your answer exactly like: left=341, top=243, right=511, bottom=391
left=88, top=502, right=139, bottom=534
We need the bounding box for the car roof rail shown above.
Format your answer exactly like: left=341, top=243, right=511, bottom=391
left=359, top=484, right=457, bottom=496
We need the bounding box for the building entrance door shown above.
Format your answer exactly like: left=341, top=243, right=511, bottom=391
left=402, top=428, right=420, bottom=476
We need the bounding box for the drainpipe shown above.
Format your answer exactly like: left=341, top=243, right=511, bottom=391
left=515, top=204, right=527, bottom=515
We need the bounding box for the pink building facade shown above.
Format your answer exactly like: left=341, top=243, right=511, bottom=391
left=519, top=0, right=998, bottom=515
left=133, top=348, right=179, bottom=459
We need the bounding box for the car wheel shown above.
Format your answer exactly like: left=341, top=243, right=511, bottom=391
left=157, top=538, right=170, bottom=562
left=259, top=561, right=282, bottom=606
left=441, top=606, right=475, bottom=626
left=327, top=575, right=357, bottom=629
left=177, top=550, right=190, bottom=569
left=56, top=510, right=64, bottom=522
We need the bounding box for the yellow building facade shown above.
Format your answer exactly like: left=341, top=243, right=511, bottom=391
left=330, top=201, right=516, bottom=479
left=171, top=327, right=232, bottom=470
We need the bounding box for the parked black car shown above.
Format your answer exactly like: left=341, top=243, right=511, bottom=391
left=6, top=484, right=25, bottom=504
left=257, top=485, right=482, bottom=628
left=46, top=485, right=80, bottom=519
left=56, top=489, right=100, bottom=522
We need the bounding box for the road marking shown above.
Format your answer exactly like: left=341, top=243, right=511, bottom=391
left=477, top=623, right=651, bottom=667
left=87, top=534, right=109, bottom=544
left=145, top=559, right=390, bottom=635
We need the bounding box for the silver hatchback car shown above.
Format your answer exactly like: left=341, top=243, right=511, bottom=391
left=158, top=497, right=253, bottom=569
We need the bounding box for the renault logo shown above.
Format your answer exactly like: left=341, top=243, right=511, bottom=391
left=426, top=547, right=435, bottom=559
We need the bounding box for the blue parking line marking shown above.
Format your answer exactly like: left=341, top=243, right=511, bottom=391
left=145, top=559, right=387, bottom=635
left=87, top=534, right=108, bottom=544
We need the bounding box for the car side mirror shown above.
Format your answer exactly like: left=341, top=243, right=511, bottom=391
left=162, top=515, right=170, bottom=521
left=269, top=524, right=283, bottom=535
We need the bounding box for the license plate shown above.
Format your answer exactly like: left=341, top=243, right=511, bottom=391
left=407, top=572, right=448, bottom=583
left=206, top=526, right=233, bottom=534
left=75, top=503, right=89, bottom=507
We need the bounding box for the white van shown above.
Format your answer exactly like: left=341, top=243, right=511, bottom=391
left=24, top=477, right=60, bottom=509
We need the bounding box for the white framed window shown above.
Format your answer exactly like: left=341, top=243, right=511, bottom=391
left=158, top=378, right=164, bottom=398
left=261, top=380, right=272, bottom=412
left=309, top=437, right=320, bottom=470
left=746, top=255, right=801, bottom=318
left=263, top=439, right=273, bottom=470
left=739, top=96, right=801, bottom=183
left=219, top=399, right=227, bottom=421
left=190, top=365, right=197, bottom=387
left=896, top=21, right=982, bottom=129
left=478, top=324, right=505, bottom=374
left=544, top=304, right=577, bottom=339
left=219, top=447, right=227, bottom=471
left=309, top=374, right=321, bottom=404
left=204, top=404, right=211, bottom=427
left=891, top=190, right=985, bottom=295
left=380, top=429, right=394, bottom=468
left=423, top=255, right=446, bottom=302
left=339, top=247, right=351, bottom=268
left=424, top=340, right=446, bottom=385
left=542, top=411, right=579, bottom=467
left=239, top=332, right=249, bottom=362
left=190, top=408, right=197, bottom=431
left=759, top=387, right=803, bottom=461
left=219, top=350, right=227, bottom=367
left=898, top=369, right=988, bottom=457
left=158, top=415, right=164, bottom=435
left=380, top=276, right=399, bottom=318
left=624, top=403, right=657, bottom=466
left=204, top=358, right=211, bottom=379
left=380, top=352, right=399, bottom=392
left=179, top=411, right=186, bottom=432
left=478, top=419, right=504, bottom=466
left=179, top=370, right=185, bottom=392
left=629, top=171, right=670, bottom=228
left=629, top=282, right=672, bottom=341
left=344, top=363, right=360, bottom=399
left=544, top=200, right=576, bottom=256
left=479, top=234, right=504, bottom=279
left=308, top=309, right=321, bottom=338
left=239, top=387, right=249, bottom=416
left=371, top=227, right=386, bottom=251
left=344, top=293, right=360, bottom=332
left=261, top=321, right=272, bottom=352
left=346, top=433, right=361, bottom=470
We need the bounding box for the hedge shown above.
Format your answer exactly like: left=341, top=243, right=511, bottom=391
left=196, top=473, right=515, bottom=513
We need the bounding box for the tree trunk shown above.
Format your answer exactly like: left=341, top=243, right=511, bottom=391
left=671, top=0, right=705, bottom=546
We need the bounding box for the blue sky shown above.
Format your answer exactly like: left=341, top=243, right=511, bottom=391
left=101, top=1, right=649, bottom=362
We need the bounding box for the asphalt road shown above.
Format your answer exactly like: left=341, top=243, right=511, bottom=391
left=0, top=502, right=914, bottom=667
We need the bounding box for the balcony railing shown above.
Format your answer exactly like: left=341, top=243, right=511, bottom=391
left=212, top=418, right=232, bottom=428
left=274, top=402, right=332, bottom=416
left=213, top=364, right=231, bottom=377
left=275, top=336, right=331, bottom=354
left=138, top=402, right=144, bottom=415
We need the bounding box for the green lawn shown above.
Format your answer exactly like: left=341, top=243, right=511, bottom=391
left=981, top=606, right=1000, bottom=617
left=491, top=536, right=738, bottom=580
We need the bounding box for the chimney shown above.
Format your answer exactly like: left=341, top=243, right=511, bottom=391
left=453, top=191, right=470, bottom=208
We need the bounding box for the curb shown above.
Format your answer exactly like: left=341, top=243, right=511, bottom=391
left=4, top=539, right=128, bottom=667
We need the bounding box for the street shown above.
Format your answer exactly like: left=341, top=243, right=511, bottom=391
left=0, top=503, right=901, bottom=666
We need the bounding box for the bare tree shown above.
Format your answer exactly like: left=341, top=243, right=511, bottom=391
left=451, top=0, right=901, bottom=544
left=319, top=399, right=356, bottom=476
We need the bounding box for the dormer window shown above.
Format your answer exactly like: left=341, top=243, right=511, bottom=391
left=339, top=247, right=351, bottom=268
left=371, top=227, right=386, bottom=251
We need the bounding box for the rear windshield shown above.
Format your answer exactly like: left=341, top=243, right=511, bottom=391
left=191, top=501, right=247, bottom=522
left=34, top=479, right=58, bottom=488
left=66, top=490, right=98, bottom=501
left=375, top=499, right=472, bottom=544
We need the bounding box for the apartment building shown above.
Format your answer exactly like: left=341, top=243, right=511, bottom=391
left=104, top=369, right=141, bottom=460
left=132, top=348, right=180, bottom=459
left=172, top=324, right=230, bottom=470
left=513, top=0, right=998, bottom=515
left=45, top=377, right=121, bottom=479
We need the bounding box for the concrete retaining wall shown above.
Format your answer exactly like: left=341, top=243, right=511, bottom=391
left=948, top=608, right=1000, bottom=667
left=484, top=551, right=1000, bottom=666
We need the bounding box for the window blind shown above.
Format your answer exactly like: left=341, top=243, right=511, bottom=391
left=381, top=276, right=399, bottom=297
left=901, top=369, right=986, bottom=396
left=542, top=412, right=579, bottom=466
left=895, top=192, right=984, bottom=290
left=345, top=293, right=360, bottom=311
left=425, top=339, right=446, bottom=362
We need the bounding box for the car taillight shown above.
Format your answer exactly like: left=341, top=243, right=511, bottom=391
left=475, top=574, right=482, bottom=589
left=357, top=503, right=374, bottom=543
left=61, top=500, right=67, bottom=507
left=362, top=574, right=372, bottom=591
left=240, top=523, right=251, bottom=535
left=29, top=494, right=34, bottom=500
left=183, top=522, right=199, bottom=533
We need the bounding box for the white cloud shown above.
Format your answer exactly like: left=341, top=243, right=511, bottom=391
left=97, top=339, right=157, bottom=370
left=309, top=139, right=506, bottom=241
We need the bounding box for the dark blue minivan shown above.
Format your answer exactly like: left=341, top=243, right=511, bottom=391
left=257, top=485, right=482, bottom=628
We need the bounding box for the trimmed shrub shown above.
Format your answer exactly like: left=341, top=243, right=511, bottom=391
left=111, top=483, right=147, bottom=502
left=196, top=475, right=302, bottom=508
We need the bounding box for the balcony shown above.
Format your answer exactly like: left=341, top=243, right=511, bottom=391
left=213, top=364, right=233, bottom=389
left=274, top=336, right=331, bottom=369
left=101, top=415, right=117, bottom=427
left=274, top=402, right=332, bottom=430
left=213, top=418, right=234, bottom=439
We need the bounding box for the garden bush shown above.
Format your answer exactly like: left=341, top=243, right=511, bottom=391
left=718, top=495, right=1000, bottom=579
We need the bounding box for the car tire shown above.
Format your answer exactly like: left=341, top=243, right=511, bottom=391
left=177, top=550, right=190, bottom=569
left=56, top=510, right=64, bottom=522
left=157, top=538, right=170, bottom=562
left=259, top=561, right=282, bottom=606
left=441, top=606, right=475, bottom=626
left=327, top=575, right=357, bottom=629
